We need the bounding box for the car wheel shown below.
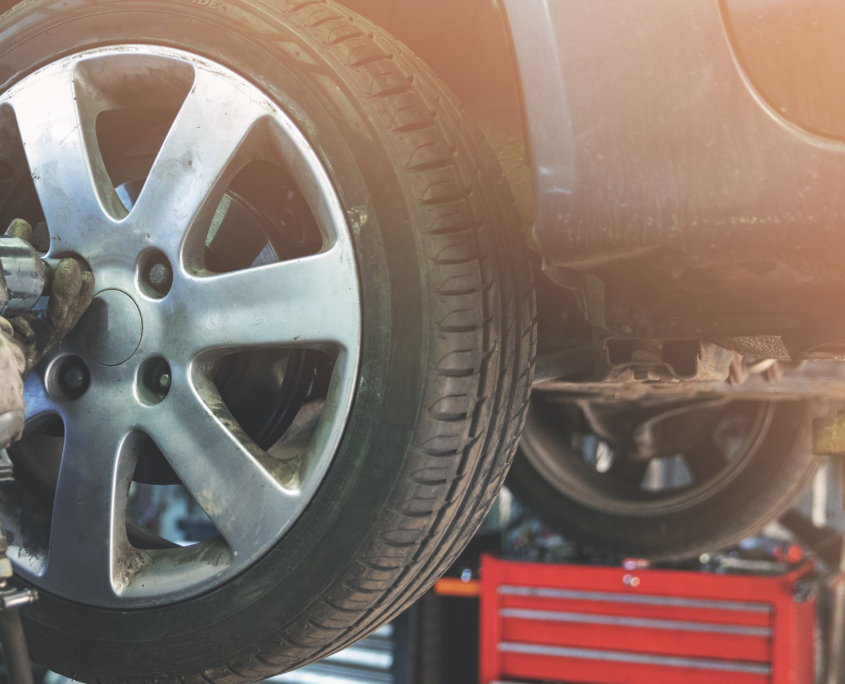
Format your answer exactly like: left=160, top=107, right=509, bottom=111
left=0, top=0, right=535, bottom=680
left=507, top=395, right=818, bottom=561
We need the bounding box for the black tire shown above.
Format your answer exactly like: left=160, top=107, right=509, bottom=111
left=0, top=1, right=535, bottom=680
left=507, top=399, right=818, bottom=561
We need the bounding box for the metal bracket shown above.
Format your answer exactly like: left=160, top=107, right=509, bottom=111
left=812, top=412, right=845, bottom=511
left=813, top=413, right=845, bottom=456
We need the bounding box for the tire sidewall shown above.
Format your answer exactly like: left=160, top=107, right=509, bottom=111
left=0, top=0, right=428, bottom=672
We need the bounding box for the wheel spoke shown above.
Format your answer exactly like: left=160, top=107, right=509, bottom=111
left=138, top=373, right=303, bottom=557
left=8, top=66, right=124, bottom=251
left=22, top=372, right=58, bottom=422
left=172, top=246, right=360, bottom=356
left=684, top=436, right=729, bottom=483
left=128, top=67, right=269, bottom=261
left=42, top=415, right=136, bottom=602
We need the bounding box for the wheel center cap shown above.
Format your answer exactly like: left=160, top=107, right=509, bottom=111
left=78, top=290, right=143, bottom=366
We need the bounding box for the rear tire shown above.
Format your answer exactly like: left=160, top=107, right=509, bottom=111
left=508, top=399, right=818, bottom=561
left=0, top=0, right=535, bottom=680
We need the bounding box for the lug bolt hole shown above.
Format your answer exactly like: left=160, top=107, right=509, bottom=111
left=53, top=356, right=90, bottom=401
left=139, top=357, right=171, bottom=405
left=139, top=250, right=173, bottom=298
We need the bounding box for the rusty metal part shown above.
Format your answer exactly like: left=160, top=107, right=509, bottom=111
left=535, top=354, right=845, bottom=402
left=534, top=339, right=735, bottom=387
left=598, top=340, right=735, bottom=384
left=813, top=412, right=845, bottom=456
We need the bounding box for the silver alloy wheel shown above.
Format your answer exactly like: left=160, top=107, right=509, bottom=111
left=521, top=397, right=774, bottom=517
left=0, top=46, right=362, bottom=607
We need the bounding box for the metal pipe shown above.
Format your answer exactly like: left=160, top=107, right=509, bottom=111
left=0, top=607, right=33, bottom=684
left=827, top=537, right=845, bottom=683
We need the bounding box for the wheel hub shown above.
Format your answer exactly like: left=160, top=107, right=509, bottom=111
left=77, top=289, right=142, bottom=366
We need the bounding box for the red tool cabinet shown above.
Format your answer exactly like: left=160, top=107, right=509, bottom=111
left=479, top=555, right=815, bottom=684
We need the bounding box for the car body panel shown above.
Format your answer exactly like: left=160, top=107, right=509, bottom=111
left=502, top=0, right=845, bottom=351
left=725, top=0, right=845, bottom=141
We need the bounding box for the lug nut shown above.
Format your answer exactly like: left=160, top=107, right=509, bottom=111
left=55, top=356, right=89, bottom=400
left=148, top=263, right=170, bottom=290
left=140, top=250, right=173, bottom=298
left=141, top=357, right=172, bottom=405
left=63, top=366, right=85, bottom=390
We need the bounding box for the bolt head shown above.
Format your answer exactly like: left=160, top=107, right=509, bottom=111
left=148, top=263, right=170, bottom=288
left=63, top=366, right=85, bottom=390
left=157, top=372, right=171, bottom=389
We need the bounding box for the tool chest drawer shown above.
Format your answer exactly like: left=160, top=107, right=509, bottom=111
left=479, top=555, right=815, bottom=684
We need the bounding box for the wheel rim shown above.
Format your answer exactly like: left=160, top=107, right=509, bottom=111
left=0, top=46, right=362, bottom=607
left=521, top=395, right=774, bottom=518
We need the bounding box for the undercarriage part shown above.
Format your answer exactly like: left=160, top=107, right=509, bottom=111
left=813, top=412, right=845, bottom=457
left=548, top=265, right=845, bottom=361
left=532, top=275, right=845, bottom=402
left=534, top=358, right=845, bottom=402
left=533, top=333, right=736, bottom=387
left=711, top=335, right=791, bottom=361
left=531, top=331, right=845, bottom=403
left=532, top=344, right=593, bottom=385
left=599, top=338, right=734, bottom=383
left=812, top=411, right=845, bottom=510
